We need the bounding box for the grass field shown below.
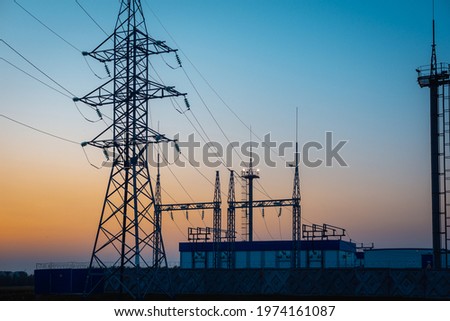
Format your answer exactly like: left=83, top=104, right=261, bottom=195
left=0, top=286, right=35, bottom=300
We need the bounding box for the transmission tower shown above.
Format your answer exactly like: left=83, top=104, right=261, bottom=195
left=76, top=0, right=186, bottom=297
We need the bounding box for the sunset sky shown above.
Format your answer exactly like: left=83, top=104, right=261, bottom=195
left=1, top=0, right=450, bottom=272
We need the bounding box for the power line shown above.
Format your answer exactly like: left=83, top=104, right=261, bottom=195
left=9, top=1, right=115, bottom=124
left=143, top=4, right=296, bottom=222
left=14, top=0, right=81, bottom=53
left=181, top=66, right=245, bottom=165
left=186, top=111, right=229, bottom=168
left=261, top=209, right=275, bottom=240
left=81, top=147, right=103, bottom=169
left=0, top=39, right=75, bottom=97
left=16, top=0, right=112, bottom=81
left=148, top=60, right=234, bottom=177
left=0, top=55, right=106, bottom=124
left=75, top=0, right=109, bottom=36
left=73, top=101, right=104, bottom=123
left=150, top=176, right=176, bottom=203
left=144, top=2, right=289, bottom=163
left=148, top=60, right=231, bottom=174
left=83, top=55, right=109, bottom=80
left=143, top=2, right=245, bottom=164
left=1, top=114, right=79, bottom=145
left=178, top=152, right=229, bottom=200
left=171, top=217, right=188, bottom=239
left=13, top=0, right=112, bottom=93
left=156, top=146, right=205, bottom=227
left=0, top=57, right=72, bottom=99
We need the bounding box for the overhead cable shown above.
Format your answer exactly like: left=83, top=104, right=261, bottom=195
left=75, top=0, right=109, bottom=36
left=14, top=0, right=81, bottom=52
left=1, top=114, right=79, bottom=145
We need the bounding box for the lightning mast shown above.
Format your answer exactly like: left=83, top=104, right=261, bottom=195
left=291, top=108, right=301, bottom=268
left=76, top=0, right=186, bottom=297
left=153, top=154, right=163, bottom=267
left=241, top=139, right=260, bottom=242
left=416, top=2, right=450, bottom=269
left=227, top=170, right=236, bottom=268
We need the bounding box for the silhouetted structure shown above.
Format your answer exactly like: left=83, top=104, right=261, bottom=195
left=226, top=171, right=237, bottom=268
left=241, top=146, right=260, bottom=242
left=75, top=0, right=186, bottom=298
left=291, top=108, right=301, bottom=268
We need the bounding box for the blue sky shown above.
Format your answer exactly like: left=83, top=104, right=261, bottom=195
left=1, top=0, right=449, bottom=272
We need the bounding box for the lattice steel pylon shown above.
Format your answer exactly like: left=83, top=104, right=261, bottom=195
left=153, top=154, right=164, bottom=268
left=226, top=170, right=236, bottom=268
left=76, top=0, right=186, bottom=298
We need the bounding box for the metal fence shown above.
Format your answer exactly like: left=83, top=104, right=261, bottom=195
left=34, top=268, right=450, bottom=299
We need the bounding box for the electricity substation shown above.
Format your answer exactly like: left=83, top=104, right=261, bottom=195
left=32, top=0, right=450, bottom=299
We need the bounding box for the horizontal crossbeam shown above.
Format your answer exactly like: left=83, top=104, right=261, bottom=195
left=158, top=198, right=299, bottom=212
left=159, top=202, right=217, bottom=212
left=232, top=198, right=299, bottom=209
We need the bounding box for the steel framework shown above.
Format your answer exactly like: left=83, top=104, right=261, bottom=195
left=417, top=19, right=450, bottom=269
left=291, top=141, right=301, bottom=268
left=213, top=171, right=222, bottom=268
left=302, top=224, right=346, bottom=241
left=226, top=170, right=236, bottom=268
left=158, top=171, right=223, bottom=268
left=241, top=148, right=260, bottom=242
left=153, top=155, right=163, bottom=267
left=240, top=176, right=249, bottom=240
left=77, top=0, right=186, bottom=298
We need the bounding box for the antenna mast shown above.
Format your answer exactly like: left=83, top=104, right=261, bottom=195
left=417, top=0, right=450, bottom=269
